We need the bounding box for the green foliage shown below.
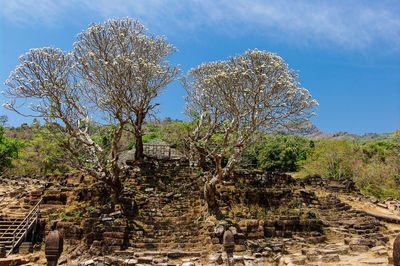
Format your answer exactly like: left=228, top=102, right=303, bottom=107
left=300, top=140, right=355, bottom=180
left=359, top=140, right=399, bottom=162
left=242, top=133, right=313, bottom=172
left=300, top=137, right=400, bottom=199
left=4, top=125, right=72, bottom=175
left=128, top=123, right=164, bottom=149
left=360, top=184, right=400, bottom=200
left=143, top=132, right=160, bottom=143
left=91, top=125, right=115, bottom=153
left=0, top=126, right=22, bottom=172
left=127, top=139, right=136, bottom=150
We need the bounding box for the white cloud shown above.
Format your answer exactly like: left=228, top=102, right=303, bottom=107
left=2, top=0, right=400, bottom=49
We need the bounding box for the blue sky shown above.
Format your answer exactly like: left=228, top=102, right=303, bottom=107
left=1, top=0, right=399, bottom=134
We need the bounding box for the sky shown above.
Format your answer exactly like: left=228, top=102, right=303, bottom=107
left=0, top=0, right=399, bottom=135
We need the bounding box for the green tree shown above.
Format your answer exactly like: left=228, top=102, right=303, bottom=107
left=0, top=126, right=22, bottom=172
left=300, top=140, right=355, bottom=180
left=246, top=133, right=313, bottom=172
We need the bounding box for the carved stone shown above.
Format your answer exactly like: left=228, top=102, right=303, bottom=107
left=223, top=230, right=235, bottom=266
left=45, top=230, right=63, bottom=266
left=394, top=234, right=400, bottom=266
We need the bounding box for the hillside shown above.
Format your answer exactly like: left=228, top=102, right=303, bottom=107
left=286, top=119, right=395, bottom=141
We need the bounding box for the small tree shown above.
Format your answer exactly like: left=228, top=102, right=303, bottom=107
left=73, top=18, right=179, bottom=160
left=182, top=49, right=318, bottom=213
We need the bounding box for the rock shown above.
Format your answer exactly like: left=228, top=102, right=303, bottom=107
left=138, top=256, right=153, bottom=263
left=214, top=224, right=225, bottom=237
left=181, top=263, right=195, bottom=266
left=273, top=253, right=282, bottom=262
left=123, top=259, right=138, bottom=265
left=58, top=256, right=67, bottom=265
left=290, top=255, right=306, bottom=265
left=360, top=258, right=388, bottom=264
left=233, top=255, right=244, bottom=263
left=349, top=237, right=376, bottom=248
left=261, top=251, right=270, bottom=257
left=319, top=249, right=337, bottom=255
left=350, top=245, right=370, bottom=252
left=109, top=211, right=122, bottom=217
left=234, top=245, right=246, bottom=252
left=370, top=245, right=386, bottom=252
left=378, top=250, right=388, bottom=256
left=209, top=253, right=223, bottom=264
left=143, top=251, right=161, bottom=256
left=244, top=260, right=256, bottom=266
left=321, top=254, right=340, bottom=262
left=167, top=251, right=192, bottom=258
left=83, top=259, right=95, bottom=265
left=377, top=203, right=388, bottom=209
left=370, top=198, right=378, bottom=204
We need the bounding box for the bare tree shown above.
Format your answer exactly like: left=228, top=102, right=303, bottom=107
left=73, top=18, right=179, bottom=160
left=182, top=49, right=318, bottom=213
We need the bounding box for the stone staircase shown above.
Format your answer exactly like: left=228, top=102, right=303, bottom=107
left=0, top=198, right=41, bottom=255
left=130, top=171, right=209, bottom=251
left=317, top=194, right=390, bottom=254
left=0, top=216, right=25, bottom=253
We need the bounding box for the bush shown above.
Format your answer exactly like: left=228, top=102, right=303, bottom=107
left=300, top=140, right=355, bottom=180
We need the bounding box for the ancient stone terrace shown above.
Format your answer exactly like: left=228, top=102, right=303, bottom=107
left=1, top=162, right=400, bottom=265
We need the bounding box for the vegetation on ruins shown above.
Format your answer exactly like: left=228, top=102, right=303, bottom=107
left=2, top=118, right=399, bottom=201
left=300, top=135, right=400, bottom=199
left=3, top=18, right=179, bottom=200
left=182, top=49, right=318, bottom=213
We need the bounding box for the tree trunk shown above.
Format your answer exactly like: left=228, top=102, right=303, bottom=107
left=204, top=175, right=219, bottom=214
left=196, top=146, right=207, bottom=170
left=134, top=112, right=144, bottom=161
left=134, top=133, right=144, bottom=161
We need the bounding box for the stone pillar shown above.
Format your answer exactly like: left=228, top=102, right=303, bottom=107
left=223, top=230, right=235, bottom=266
left=45, top=230, right=63, bottom=266
left=394, top=234, right=400, bottom=266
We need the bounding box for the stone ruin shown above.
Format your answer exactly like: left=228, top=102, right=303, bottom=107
left=1, top=161, right=400, bottom=265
